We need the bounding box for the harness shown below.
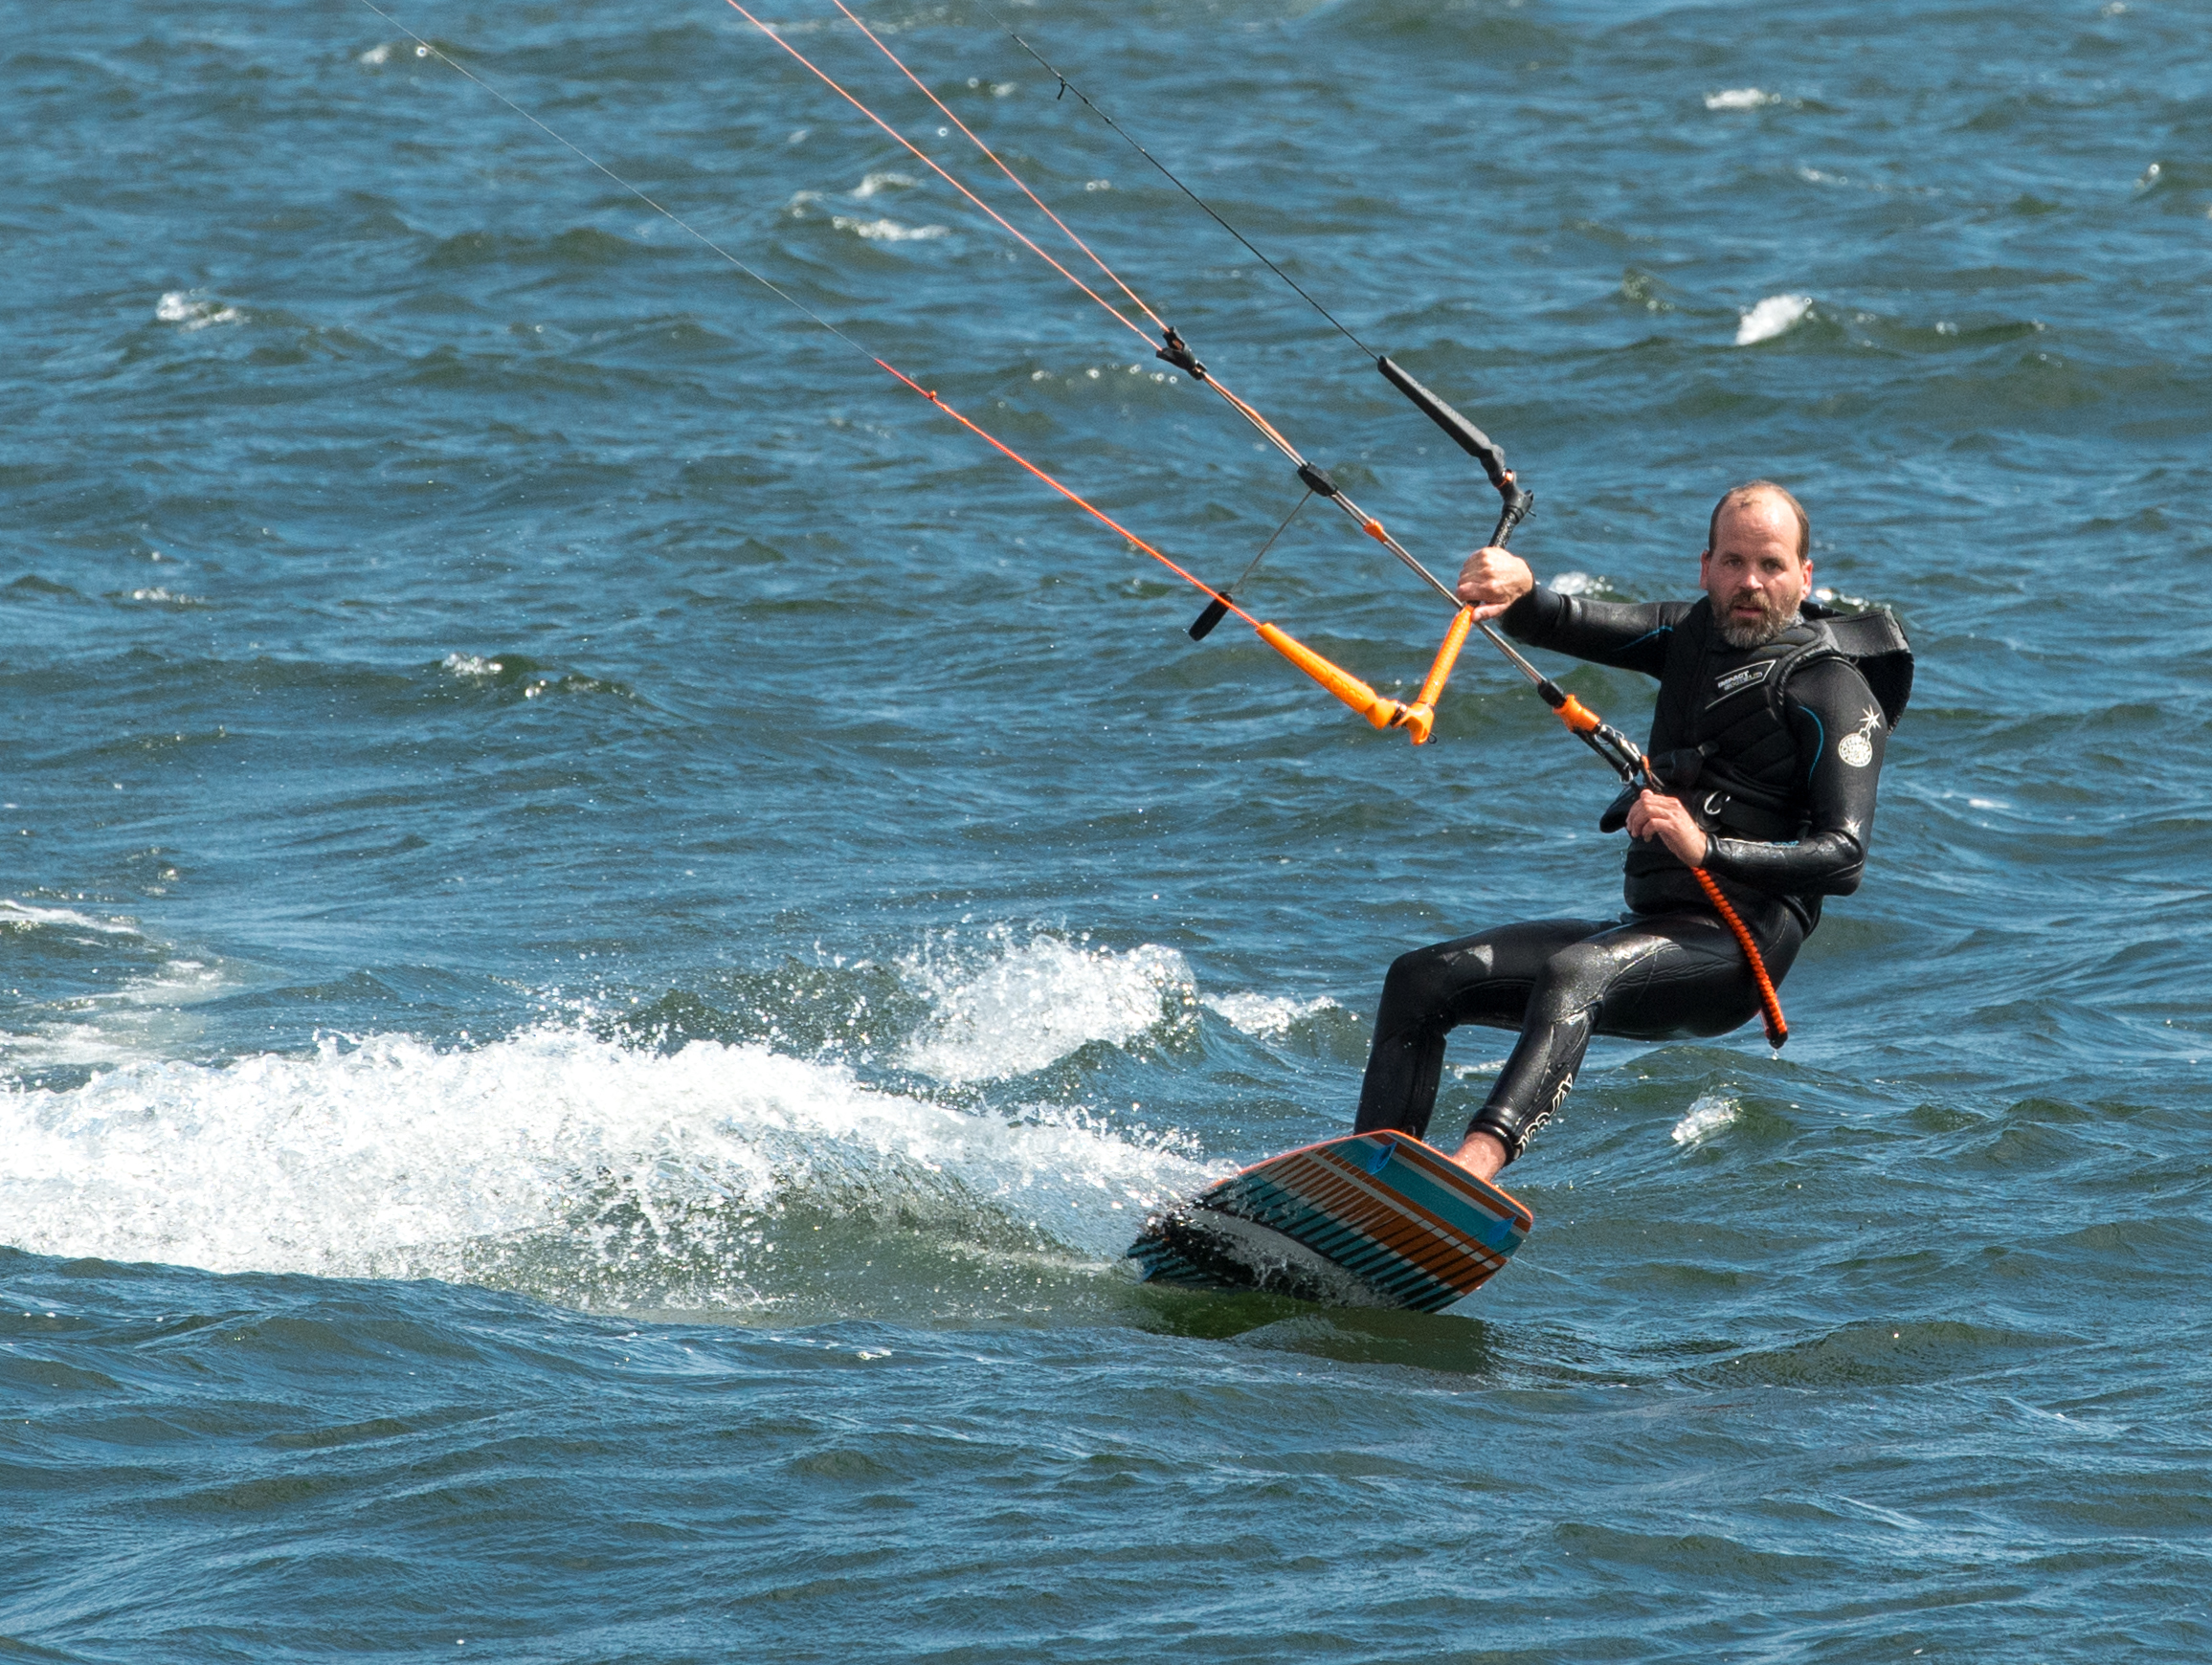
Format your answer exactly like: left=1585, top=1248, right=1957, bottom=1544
left=1599, top=599, right=1913, bottom=840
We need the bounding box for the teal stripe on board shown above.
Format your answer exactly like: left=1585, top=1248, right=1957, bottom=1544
left=1367, top=1145, right=1530, bottom=1257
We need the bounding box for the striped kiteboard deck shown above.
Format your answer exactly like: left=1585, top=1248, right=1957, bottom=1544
left=1127, top=1130, right=1532, bottom=1313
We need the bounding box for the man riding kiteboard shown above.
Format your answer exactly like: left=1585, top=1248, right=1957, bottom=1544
left=1352, top=480, right=1910, bottom=1183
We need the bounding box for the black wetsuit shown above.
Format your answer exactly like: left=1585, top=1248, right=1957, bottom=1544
left=1353, top=586, right=1905, bottom=1163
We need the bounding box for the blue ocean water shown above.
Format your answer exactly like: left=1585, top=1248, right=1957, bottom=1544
left=7, top=0, right=2211, bottom=1657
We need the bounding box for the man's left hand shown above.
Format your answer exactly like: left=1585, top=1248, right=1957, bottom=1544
left=1624, top=789, right=1711, bottom=868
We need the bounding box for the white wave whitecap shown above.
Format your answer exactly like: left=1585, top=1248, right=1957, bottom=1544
left=0, top=901, right=240, bottom=1073
left=1671, top=1093, right=1740, bottom=1144
left=1735, top=294, right=1813, bottom=345
left=851, top=170, right=916, bottom=199
left=831, top=216, right=949, bottom=243
left=1705, top=88, right=1779, bottom=111
left=156, top=290, right=243, bottom=332
left=1, top=900, right=142, bottom=936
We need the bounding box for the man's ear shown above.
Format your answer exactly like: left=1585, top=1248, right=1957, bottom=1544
left=1698, top=547, right=1713, bottom=588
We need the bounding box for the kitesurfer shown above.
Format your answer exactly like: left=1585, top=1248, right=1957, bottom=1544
left=1352, top=481, right=1909, bottom=1181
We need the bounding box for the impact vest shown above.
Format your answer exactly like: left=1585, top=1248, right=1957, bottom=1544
left=1599, top=598, right=1913, bottom=842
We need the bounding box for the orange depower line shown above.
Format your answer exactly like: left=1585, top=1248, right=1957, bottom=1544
left=723, top=0, right=1305, bottom=460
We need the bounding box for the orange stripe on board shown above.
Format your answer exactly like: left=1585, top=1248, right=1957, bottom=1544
left=1299, top=1169, right=1510, bottom=1286
left=1352, top=1136, right=1533, bottom=1232
left=1287, top=1178, right=1500, bottom=1294
left=1226, top=1132, right=1530, bottom=1230
left=1302, top=1156, right=1512, bottom=1257
left=1269, top=1159, right=1504, bottom=1290
left=1292, top=1160, right=1509, bottom=1282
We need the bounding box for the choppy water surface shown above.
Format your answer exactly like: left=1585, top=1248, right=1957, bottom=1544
left=7, top=0, right=2211, bottom=1657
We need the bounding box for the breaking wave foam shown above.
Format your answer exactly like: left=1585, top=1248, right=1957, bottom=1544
left=0, top=1025, right=1210, bottom=1309
left=1, top=900, right=141, bottom=937
left=1202, top=991, right=1340, bottom=1037
left=851, top=170, right=915, bottom=199
left=832, top=215, right=949, bottom=242
left=156, top=290, right=243, bottom=331
left=903, top=935, right=1194, bottom=1083
left=0, top=901, right=240, bottom=1075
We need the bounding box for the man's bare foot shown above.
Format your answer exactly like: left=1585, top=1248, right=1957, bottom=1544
left=1446, top=1130, right=1508, bottom=1184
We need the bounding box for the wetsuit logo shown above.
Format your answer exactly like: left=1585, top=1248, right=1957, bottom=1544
left=1837, top=707, right=1882, bottom=767
left=1712, top=661, right=1774, bottom=697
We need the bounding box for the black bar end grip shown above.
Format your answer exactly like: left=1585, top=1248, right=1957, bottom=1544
left=1375, top=355, right=1509, bottom=490
left=1486, top=484, right=1534, bottom=550
left=1295, top=461, right=1340, bottom=499
left=1188, top=594, right=1232, bottom=640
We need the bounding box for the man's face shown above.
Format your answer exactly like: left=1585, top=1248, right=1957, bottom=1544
left=1700, top=494, right=1812, bottom=649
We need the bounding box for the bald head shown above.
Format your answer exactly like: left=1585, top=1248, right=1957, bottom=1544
left=1707, top=480, right=1809, bottom=563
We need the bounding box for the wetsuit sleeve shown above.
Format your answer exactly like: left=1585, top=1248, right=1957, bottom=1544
left=1502, top=585, right=1687, bottom=678
left=1704, top=658, right=1887, bottom=897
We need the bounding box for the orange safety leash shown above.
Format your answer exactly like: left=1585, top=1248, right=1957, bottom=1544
left=1691, top=869, right=1789, bottom=1048
left=1544, top=676, right=1789, bottom=1047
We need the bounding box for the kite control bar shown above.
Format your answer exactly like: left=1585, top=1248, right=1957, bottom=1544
left=1209, top=362, right=1541, bottom=746
left=1177, top=348, right=1539, bottom=745
left=1376, top=357, right=1535, bottom=744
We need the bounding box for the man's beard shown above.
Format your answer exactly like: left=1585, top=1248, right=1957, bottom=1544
left=1715, top=593, right=1801, bottom=649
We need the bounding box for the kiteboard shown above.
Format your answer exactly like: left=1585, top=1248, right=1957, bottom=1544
left=1127, top=1130, right=1532, bottom=1312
